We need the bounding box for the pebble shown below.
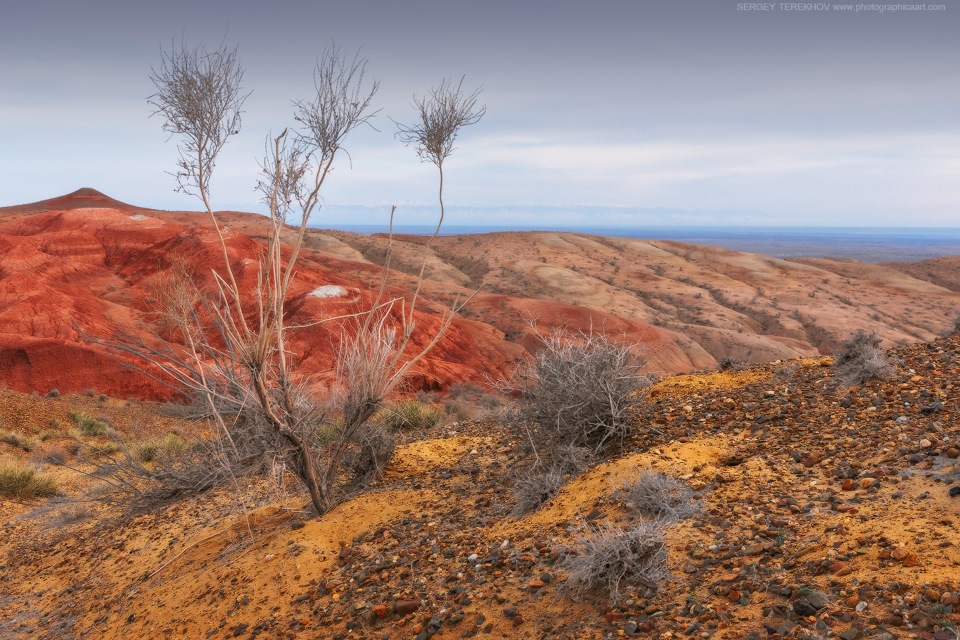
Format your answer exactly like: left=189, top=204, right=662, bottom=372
left=793, top=600, right=817, bottom=617
left=394, top=600, right=421, bottom=616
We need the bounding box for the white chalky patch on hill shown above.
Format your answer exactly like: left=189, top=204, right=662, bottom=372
left=309, top=285, right=348, bottom=298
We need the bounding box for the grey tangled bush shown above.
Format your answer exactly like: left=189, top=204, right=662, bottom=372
left=832, top=329, right=894, bottom=387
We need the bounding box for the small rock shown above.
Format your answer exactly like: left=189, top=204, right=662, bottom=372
left=949, top=486, right=960, bottom=498
left=394, top=600, right=421, bottom=616
left=503, top=605, right=519, bottom=619
left=806, top=591, right=829, bottom=610
left=793, top=600, right=818, bottom=617
left=839, top=627, right=861, bottom=640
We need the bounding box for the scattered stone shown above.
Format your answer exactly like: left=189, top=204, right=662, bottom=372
left=394, top=600, right=421, bottom=616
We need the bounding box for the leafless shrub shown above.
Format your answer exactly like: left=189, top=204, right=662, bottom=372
left=614, top=469, right=698, bottom=521
left=58, top=435, right=224, bottom=506
left=445, top=382, right=504, bottom=422
left=148, top=39, right=248, bottom=201
left=717, top=356, right=746, bottom=372
left=832, top=329, right=895, bottom=386
left=396, top=77, right=485, bottom=234
left=513, top=468, right=565, bottom=516
left=563, top=521, right=670, bottom=605
left=87, top=40, right=482, bottom=517
left=33, top=445, right=70, bottom=466
left=512, top=444, right=593, bottom=516
left=345, top=423, right=396, bottom=489
left=515, top=329, right=650, bottom=454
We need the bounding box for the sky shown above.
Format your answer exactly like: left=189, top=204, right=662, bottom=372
left=2, top=0, right=958, bottom=228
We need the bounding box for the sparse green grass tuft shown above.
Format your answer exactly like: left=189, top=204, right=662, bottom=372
left=0, top=464, right=59, bottom=499
left=87, top=442, right=120, bottom=457
left=0, top=430, right=36, bottom=452
left=70, top=412, right=108, bottom=437
left=378, top=400, right=443, bottom=431
left=135, top=433, right=187, bottom=462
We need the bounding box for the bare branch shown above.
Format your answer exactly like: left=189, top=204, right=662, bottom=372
left=395, top=76, right=485, bottom=170
left=148, top=39, right=249, bottom=202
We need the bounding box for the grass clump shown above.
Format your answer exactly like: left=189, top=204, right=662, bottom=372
left=88, top=441, right=121, bottom=457
left=0, top=463, right=59, bottom=499
left=832, top=329, right=895, bottom=387
left=69, top=412, right=109, bottom=437
left=614, top=469, right=698, bottom=521
left=378, top=400, right=443, bottom=431
left=135, top=433, right=187, bottom=462
left=0, top=430, right=36, bottom=452
left=563, top=521, right=669, bottom=605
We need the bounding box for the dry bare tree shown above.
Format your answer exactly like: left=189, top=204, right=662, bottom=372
left=92, top=41, right=481, bottom=516
left=395, top=76, right=485, bottom=234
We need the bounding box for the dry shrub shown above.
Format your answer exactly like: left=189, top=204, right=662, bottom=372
left=0, top=464, right=59, bottom=499
left=512, top=444, right=593, bottom=516
left=832, top=329, right=895, bottom=386
left=614, top=469, right=698, bottom=521
left=516, top=330, right=650, bottom=454
left=717, top=357, right=747, bottom=372
left=33, top=445, right=71, bottom=466
left=513, top=468, right=565, bottom=516
left=563, top=521, right=669, bottom=605
left=346, top=423, right=397, bottom=489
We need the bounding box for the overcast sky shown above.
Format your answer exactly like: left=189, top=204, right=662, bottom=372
left=2, top=0, right=958, bottom=227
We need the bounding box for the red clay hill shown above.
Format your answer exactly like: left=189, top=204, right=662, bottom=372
left=1, top=189, right=958, bottom=401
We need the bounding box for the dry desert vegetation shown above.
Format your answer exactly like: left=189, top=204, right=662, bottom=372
left=1, top=331, right=959, bottom=639
left=2, top=40, right=960, bottom=640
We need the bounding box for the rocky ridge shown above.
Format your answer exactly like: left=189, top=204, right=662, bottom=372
left=0, top=334, right=958, bottom=639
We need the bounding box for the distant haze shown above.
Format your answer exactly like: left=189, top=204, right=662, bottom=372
left=2, top=0, right=958, bottom=228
